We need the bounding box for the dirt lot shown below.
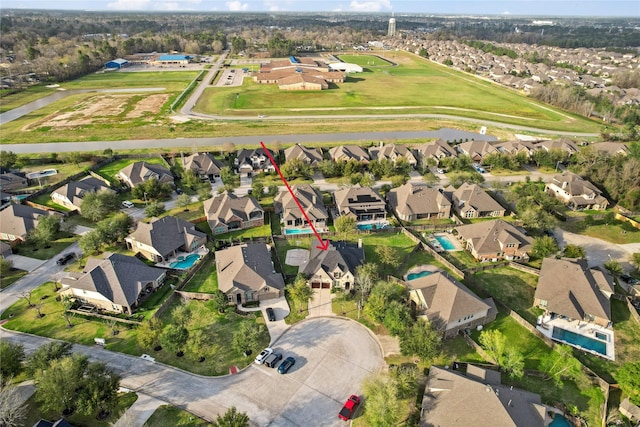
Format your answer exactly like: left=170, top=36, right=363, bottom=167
left=26, top=93, right=169, bottom=129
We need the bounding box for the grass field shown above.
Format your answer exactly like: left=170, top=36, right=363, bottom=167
left=61, top=70, right=199, bottom=91
left=0, top=268, right=28, bottom=290
left=337, top=54, right=394, bottom=67
left=0, top=85, right=57, bottom=113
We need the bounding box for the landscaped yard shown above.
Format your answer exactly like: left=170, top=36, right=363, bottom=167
left=182, top=256, right=218, bottom=293
left=214, top=224, right=272, bottom=241
left=0, top=267, right=28, bottom=289
left=13, top=234, right=77, bottom=260
left=560, top=218, right=640, bottom=244
left=143, top=405, right=211, bottom=427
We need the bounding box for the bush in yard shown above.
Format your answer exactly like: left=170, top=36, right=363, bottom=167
left=0, top=342, right=24, bottom=381
left=145, top=201, right=165, bottom=218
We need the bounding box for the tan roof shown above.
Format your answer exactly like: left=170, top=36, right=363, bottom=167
left=592, top=142, right=630, bottom=156
left=456, top=140, right=498, bottom=158
left=278, top=73, right=328, bottom=89
left=274, top=184, right=327, bottom=223
left=409, top=272, right=491, bottom=331
left=118, top=161, right=173, bottom=187
left=215, top=243, right=285, bottom=294
left=369, top=143, right=417, bottom=163
left=203, top=192, right=263, bottom=230
left=0, top=204, right=49, bottom=239
left=422, top=366, right=547, bottom=427
left=127, top=215, right=206, bottom=258
left=328, top=145, right=370, bottom=163
left=333, top=185, right=385, bottom=217
left=537, top=138, right=579, bottom=154
left=454, top=220, right=533, bottom=257
left=284, top=144, right=324, bottom=165
left=536, top=257, right=611, bottom=322
left=447, top=182, right=504, bottom=214
left=183, top=152, right=224, bottom=176
left=387, top=183, right=450, bottom=218
left=51, top=176, right=113, bottom=209
left=415, top=139, right=457, bottom=161
left=549, top=171, right=608, bottom=207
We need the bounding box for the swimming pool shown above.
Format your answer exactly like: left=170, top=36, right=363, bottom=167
left=434, top=235, right=456, bottom=250
left=284, top=228, right=313, bottom=235
left=549, top=414, right=571, bottom=427
left=551, top=326, right=607, bottom=356
left=169, top=254, right=201, bottom=269
left=407, top=271, right=433, bottom=281
left=357, top=222, right=388, bottom=230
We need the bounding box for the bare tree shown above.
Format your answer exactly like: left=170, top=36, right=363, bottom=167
left=0, top=377, right=28, bottom=427
left=20, top=291, right=33, bottom=308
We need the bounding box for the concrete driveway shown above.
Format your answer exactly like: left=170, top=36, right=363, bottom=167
left=555, top=228, right=640, bottom=272
left=4, top=254, right=45, bottom=272
left=308, top=288, right=335, bottom=318
left=261, top=296, right=291, bottom=345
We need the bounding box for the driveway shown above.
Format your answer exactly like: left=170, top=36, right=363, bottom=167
left=1, top=317, right=383, bottom=427
left=308, top=288, right=334, bottom=318
left=4, top=254, right=45, bottom=272
left=260, top=296, right=291, bottom=345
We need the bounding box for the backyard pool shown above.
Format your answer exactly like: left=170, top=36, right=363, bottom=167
left=357, top=222, right=388, bottom=231
left=407, top=271, right=433, bottom=281
left=551, top=326, right=607, bottom=356
left=549, top=415, right=571, bottom=427
left=169, top=254, right=201, bottom=269
left=434, top=234, right=456, bottom=250
left=284, top=228, right=313, bottom=235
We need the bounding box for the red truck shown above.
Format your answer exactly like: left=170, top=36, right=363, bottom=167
left=338, top=395, right=360, bottom=421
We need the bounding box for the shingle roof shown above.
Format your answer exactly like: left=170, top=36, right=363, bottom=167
left=409, top=272, right=491, bottom=331
left=454, top=219, right=532, bottom=257
left=415, top=139, right=457, bottom=160
left=536, top=257, right=611, bottom=322
left=61, top=253, right=165, bottom=308
left=118, top=161, right=173, bottom=187
left=284, top=144, right=324, bottom=165
left=456, top=140, right=498, bottom=158
left=387, top=183, right=450, bottom=218
left=128, top=216, right=206, bottom=258
left=300, top=241, right=364, bottom=278
left=328, top=145, right=370, bottom=163
left=446, top=182, right=504, bottom=214
left=203, top=192, right=263, bottom=230
left=334, top=185, right=385, bottom=217
left=0, top=204, right=48, bottom=239
left=51, top=177, right=112, bottom=209
left=183, top=153, right=224, bottom=176
left=274, top=184, right=327, bottom=223
left=422, top=366, right=547, bottom=427
left=215, top=243, right=285, bottom=293
left=369, top=143, right=416, bottom=163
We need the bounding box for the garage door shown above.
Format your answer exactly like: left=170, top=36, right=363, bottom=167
left=311, top=282, right=321, bottom=288
left=321, top=283, right=331, bottom=289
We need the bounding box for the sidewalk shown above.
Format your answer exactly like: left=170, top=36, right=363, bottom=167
left=113, top=391, right=165, bottom=427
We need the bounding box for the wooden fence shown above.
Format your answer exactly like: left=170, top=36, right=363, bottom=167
left=67, top=309, right=142, bottom=325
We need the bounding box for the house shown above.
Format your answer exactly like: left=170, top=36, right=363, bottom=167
left=203, top=192, right=264, bottom=235
left=333, top=185, right=386, bottom=224
left=117, top=161, right=174, bottom=188
left=50, top=176, right=114, bottom=213
left=415, top=139, right=457, bottom=165
left=535, top=138, right=579, bottom=158
left=125, top=216, right=207, bottom=263
left=408, top=272, right=497, bottom=338
left=444, top=183, right=505, bottom=219
left=215, top=243, right=284, bottom=304
left=494, top=140, right=535, bottom=157
left=0, top=204, right=49, bottom=242
left=59, top=253, right=166, bottom=315
left=235, top=148, right=275, bottom=175
left=454, top=220, right=533, bottom=262
left=545, top=171, right=609, bottom=210
left=284, top=144, right=324, bottom=166
left=299, top=240, right=365, bottom=290
left=421, top=365, right=551, bottom=427
left=455, top=140, right=498, bottom=163
left=386, top=183, right=451, bottom=221
left=535, top=257, right=613, bottom=328
left=183, top=152, right=225, bottom=182
left=328, top=145, right=370, bottom=164
left=368, top=143, right=417, bottom=167
left=592, top=141, right=630, bottom=156
left=274, top=184, right=328, bottom=232
left=0, top=172, right=29, bottom=192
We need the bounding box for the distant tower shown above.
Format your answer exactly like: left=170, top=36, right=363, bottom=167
left=388, top=14, right=396, bottom=37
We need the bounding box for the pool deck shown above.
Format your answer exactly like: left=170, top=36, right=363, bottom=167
left=537, top=315, right=615, bottom=361
left=429, top=232, right=464, bottom=252
left=404, top=265, right=442, bottom=282
left=155, top=246, right=209, bottom=269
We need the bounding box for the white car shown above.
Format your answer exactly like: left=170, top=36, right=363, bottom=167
left=254, top=347, right=273, bottom=365
left=436, top=168, right=444, bottom=174
left=122, top=200, right=134, bottom=208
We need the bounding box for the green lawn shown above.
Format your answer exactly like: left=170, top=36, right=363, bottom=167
left=337, top=54, right=394, bottom=67
left=60, top=70, right=199, bottom=91
left=214, top=224, right=272, bottom=241
left=94, top=157, right=168, bottom=182
left=560, top=218, right=640, bottom=244
left=182, top=256, right=218, bottom=293
left=21, top=391, right=137, bottom=427
left=0, top=268, right=28, bottom=290
left=0, top=85, right=57, bottom=113
left=13, top=234, right=78, bottom=260
left=143, top=405, right=212, bottom=427
left=161, top=202, right=206, bottom=222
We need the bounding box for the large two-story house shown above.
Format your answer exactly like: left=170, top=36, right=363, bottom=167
left=454, top=220, right=533, bottom=262
left=183, top=152, right=225, bottom=182
left=235, top=148, right=275, bottom=175
left=117, top=161, right=174, bottom=188
left=299, top=240, right=365, bottom=290
left=545, top=171, right=609, bottom=211
left=444, top=183, right=505, bottom=219
left=333, top=185, right=386, bottom=225
left=328, top=145, right=370, bottom=164
left=368, top=143, right=418, bottom=167
left=455, top=140, right=498, bottom=163
left=415, top=139, right=457, bottom=166
left=284, top=144, right=324, bottom=166
left=387, top=183, right=451, bottom=221
left=203, top=192, right=264, bottom=235
left=0, top=204, right=50, bottom=242
left=50, top=176, right=114, bottom=213
left=274, top=184, right=328, bottom=233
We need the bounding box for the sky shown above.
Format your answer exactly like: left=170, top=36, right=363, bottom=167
left=1, top=0, right=639, bottom=17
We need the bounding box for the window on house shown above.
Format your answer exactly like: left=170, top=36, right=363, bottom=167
left=465, top=211, right=474, bottom=218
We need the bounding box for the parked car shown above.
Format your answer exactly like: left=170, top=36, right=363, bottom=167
left=620, top=274, right=639, bottom=285
left=175, top=188, right=183, bottom=195
left=277, top=356, right=295, bottom=374
left=435, top=168, right=444, bottom=174
left=122, top=200, right=134, bottom=208
left=264, top=352, right=282, bottom=368
left=338, top=395, right=361, bottom=421
left=56, top=253, right=75, bottom=265
left=254, top=348, right=273, bottom=365
left=266, top=307, right=276, bottom=322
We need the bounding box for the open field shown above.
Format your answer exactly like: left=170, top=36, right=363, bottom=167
left=337, top=54, right=394, bottom=67
left=0, top=85, right=57, bottom=113
left=60, top=70, right=199, bottom=91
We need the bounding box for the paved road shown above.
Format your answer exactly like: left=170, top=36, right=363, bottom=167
left=180, top=50, right=228, bottom=116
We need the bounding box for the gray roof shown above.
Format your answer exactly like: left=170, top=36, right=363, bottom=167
left=60, top=253, right=165, bottom=309
left=0, top=204, right=49, bottom=239
left=409, top=272, right=491, bottom=331
left=328, top=145, right=370, bottom=163
left=422, top=366, right=547, bottom=427
left=118, top=161, right=173, bottom=187
left=274, top=184, right=328, bottom=223
left=301, top=241, right=364, bottom=278
left=215, top=243, right=285, bottom=293
left=415, top=139, right=457, bottom=161
left=446, top=182, right=504, bottom=215
left=183, top=152, right=224, bottom=176
left=454, top=220, right=532, bottom=257
left=51, top=176, right=113, bottom=209
left=550, top=171, right=607, bottom=203
left=536, top=138, right=579, bottom=154
left=334, top=185, right=385, bottom=217
left=536, top=257, right=612, bottom=322
left=387, top=183, right=450, bottom=218
left=127, top=215, right=206, bottom=258
left=284, top=144, right=324, bottom=165
left=203, top=192, right=263, bottom=230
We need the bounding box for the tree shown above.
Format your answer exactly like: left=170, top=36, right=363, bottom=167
left=136, top=317, right=163, bottom=349
left=0, top=258, right=13, bottom=278
left=630, top=252, right=640, bottom=272
left=28, top=214, right=60, bottom=245
left=288, top=274, right=314, bottom=310
left=375, top=246, right=400, bottom=269
left=222, top=142, right=236, bottom=158
left=0, top=379, right=28, bottom=427
left=479, top=329, right=506, bottom=364
left=144, top=201, right=165, bottom=217
left=518, top=207, right=555, bottom=232
left=35, top=353, right=89, bottom=415
left=501, top=347, right=525, bottom=379
left=76, top=362, right=120, bottom=418
left=563, top=244, right=587, bottom=259
left=0, top=342, right=25, bottom=381
left=80, top=190, right=120, bottom=222
left=186, top=329, right=210, bottom=362
left=364, top=292, right=386, bottom=322
left=79, top=230, right=104, bottom=254
left=615, top=362, right=640, bottom=406
left=362, top=375, right=400, bottom=427
left=0, top=150, right=18, bottom=169
left=172, top=303, right=193, bottom=328
left=162, top=324, right=189, bottom=354
left=383, top=300, right=412, bottom=336
left=389, top=364, right=418, bottom=399
left=355, top=263, right=378, bottom=297
left=280, top=158, right=311, bottom=180
left=27, top=341, right=74, bottom=376
left=131, top=178, right=173, bottom=201
left=211, top=290, right=229, bottom=313
left=212, top=406, right=250, bottom=427
left=604, top=259, right=623, bottom=276
left=539, top=345, right=581, bottom=386
left=399, top=318, right=441, bottom=360
left=175, top=193, right=192, bottom=210
left=232, top=321, right=265, bottom=356
left=334, top=215, right=356, bottom=240
left=61, top=295, right=75, bottom=328
left=531, top=235, right=560, bottom=259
